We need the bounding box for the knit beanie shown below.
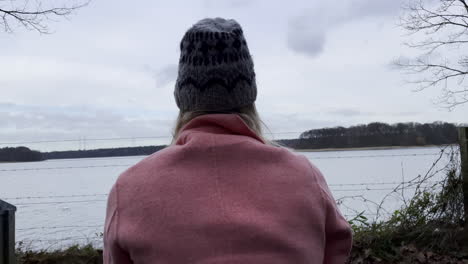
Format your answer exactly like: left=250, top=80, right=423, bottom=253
left=174, top=18, right=257, bottom=112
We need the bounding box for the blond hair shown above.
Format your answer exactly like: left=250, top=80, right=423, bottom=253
left=171, top=104, right=280, bottom=147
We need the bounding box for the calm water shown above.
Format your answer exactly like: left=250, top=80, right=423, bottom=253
left=0, top=146, right=454, bottom=249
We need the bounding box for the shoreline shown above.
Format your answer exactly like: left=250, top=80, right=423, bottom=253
left=0, top=160, right=44, bottom=164
left=292, top=144, right=454, bottom=152
left=0, top=144, right=455, bottom=163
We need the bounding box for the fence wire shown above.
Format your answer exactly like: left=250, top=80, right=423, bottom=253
left=3, top=147, right=455, bottom=250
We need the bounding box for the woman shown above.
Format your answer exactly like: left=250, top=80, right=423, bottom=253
left=104, top=17, right=352, bottom=264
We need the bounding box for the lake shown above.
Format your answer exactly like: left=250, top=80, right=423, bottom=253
left=0, top=146, right=456, bottom=250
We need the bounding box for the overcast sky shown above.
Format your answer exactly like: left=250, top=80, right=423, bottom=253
left=1, top=0, right=467, bottom=151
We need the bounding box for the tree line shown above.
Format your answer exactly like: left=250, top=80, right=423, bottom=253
left=277, top=122, right=460, bottom=150
left=0, top=145, right=167, bottom=162
left=0, top=147, right=44, bottom=162
left=43, top=145, right=167, bottom=160
left=1, top=122, right=462, bottom=162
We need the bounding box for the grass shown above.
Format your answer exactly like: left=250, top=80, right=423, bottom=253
left=346, top=150, right=467, bottom=263
left=17, top=245, right=102, bottom=264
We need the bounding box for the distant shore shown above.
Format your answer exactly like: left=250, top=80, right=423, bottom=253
left=0, top=144, right=454, bottom=163
left=0, top=144, right=457, bottom=163
left=292, top=144, right=455, bottom=152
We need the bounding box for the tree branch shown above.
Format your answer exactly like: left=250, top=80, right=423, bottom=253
left=397, top=0, right=468, bottom=109
left=458, top=0, right=468, bottom=13
left=0, top=0, right=89, bottom=33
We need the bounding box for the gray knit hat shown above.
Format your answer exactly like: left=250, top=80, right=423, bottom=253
left=174, top=18, right=257, bottom=112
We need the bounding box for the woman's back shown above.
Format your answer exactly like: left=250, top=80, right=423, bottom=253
left=104, top=114, right=352, bottom=264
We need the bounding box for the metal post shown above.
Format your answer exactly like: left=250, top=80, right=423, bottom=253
left=0, top=200, right=16, bottom=264
left=459, top=127, right=468, bottom=246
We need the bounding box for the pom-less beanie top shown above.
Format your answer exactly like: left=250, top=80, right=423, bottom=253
left=174, top=18, right=257, bottom=112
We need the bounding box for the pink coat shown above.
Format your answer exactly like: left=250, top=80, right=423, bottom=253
left=104, top=113, right=352, bottom=264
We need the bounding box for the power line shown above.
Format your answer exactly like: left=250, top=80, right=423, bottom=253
left=3, top=131, right=455, bottom=146
left=0, top=136, right=173, bottom=145
left=15, top=199, right=107, bottom=206
left=2, top=181, right=440, bottom=203
left=310, top=153, right=440, bottom=159
left=328, top=180, right=437, bottom=187
left=17, top=225, right=104, bottom=231
left=0, top=153, right=443, bottom=172
left=0, top=132, right=305, bottom=146
left=39, top=153, right=441, bottom=164
left=17, top=236, right=102, bottom=243
left=39, top=152, right=443, bottom=163
left=331, top=186, right=423, bottom=192
left=0, top=164, right=132, bottom=172
left=2, top=194, right=109, bottom=200
left=45, top=156, right=146, bottom=162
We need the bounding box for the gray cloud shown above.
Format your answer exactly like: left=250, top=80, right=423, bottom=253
left=155, top=64, right=178, bottom=88
left=351, top=0, right=402, bottom=17
left=287, top=14, right=327, bottom=57
left=327, top=108, right=369, bottom=117
left=287, top=0, right=403, bottom=57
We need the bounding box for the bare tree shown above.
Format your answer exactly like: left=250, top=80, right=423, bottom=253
left=0, top=0, right=89, bottom=34
left=396, top=0, right=468, bottom=110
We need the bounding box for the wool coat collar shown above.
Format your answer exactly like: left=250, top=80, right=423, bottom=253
left=174, top=113, right=266, bottom=145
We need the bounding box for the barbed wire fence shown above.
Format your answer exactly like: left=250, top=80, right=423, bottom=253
left=343, top=144, right=460, bottom=223
left=0, top=142, right=460, bottom=251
